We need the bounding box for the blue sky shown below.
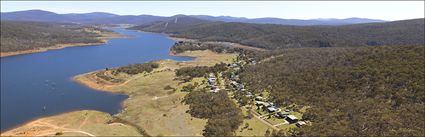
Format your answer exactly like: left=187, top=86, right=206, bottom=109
left=1, top=1, right=424, bottom=21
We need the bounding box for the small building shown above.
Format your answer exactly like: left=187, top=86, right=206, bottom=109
left=267, top=102, right=274, bottom=107
left=296, top=121, right=306, bottom=127
left=255, top=96, right=263, bottom=101
left=262, top=102, right=271, bottom=107
left=255, top=101, right=265, bottom=106
left=286, top=115, right=299, bottom=124
left=267, top=106, right=278, bottom=113
left=208, top=77, right=216, bottom=82
left=275, top=111, right=289, bottom=119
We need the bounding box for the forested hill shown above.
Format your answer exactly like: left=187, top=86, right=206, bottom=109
left=132, top=18, right=424, bottom=49
left=241, top=45, right=424, bottom=136
left=129, top=15, right=216, bottom=33
left=1, top=21, right=103, bottom=52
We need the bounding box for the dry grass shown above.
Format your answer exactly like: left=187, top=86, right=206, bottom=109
left=0, top=110, right=140, bottom=136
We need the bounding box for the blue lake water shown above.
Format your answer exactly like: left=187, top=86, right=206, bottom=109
left=0, top=28, right=193, bottom=131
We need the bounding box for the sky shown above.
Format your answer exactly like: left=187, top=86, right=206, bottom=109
left=1, top=1, right=424, bottom=21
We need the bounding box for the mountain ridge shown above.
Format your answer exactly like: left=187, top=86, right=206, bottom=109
left=1, top=9, right=387, bottom=26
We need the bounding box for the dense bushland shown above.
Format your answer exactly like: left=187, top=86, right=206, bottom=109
left=183, top=89, right=243, bottom=136
left=239, top=45, right=425, bottom=136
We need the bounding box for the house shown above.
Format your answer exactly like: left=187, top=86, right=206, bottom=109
left=296, top=121, right=306, bottom=127
left=286, top=115, right=298, bottom=123
left=275, top=111, right=289, bottom=119
left=266, top=102, right=274, bottom=107
left=231, top=63, right=238, bottom=68
left=267, top=106, right=278, bottom=113
left=207, top=75, right=217, bottom=86
left=208, top=77, right=216, bottom=83
left=262, top=102, right=271, bottom=108
left=255, top=101, right=265, bottom=106
left=237, top=84, right=244, bottom=90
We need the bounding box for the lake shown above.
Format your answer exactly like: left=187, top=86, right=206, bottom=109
left=0, top=28, right=193, bottom=131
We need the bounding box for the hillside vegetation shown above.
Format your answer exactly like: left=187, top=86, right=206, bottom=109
left=239, top=45, right=424, bottom=136
left=133, top=18, right=424, bottom=49
left=1, top=21, right=103, bottom=52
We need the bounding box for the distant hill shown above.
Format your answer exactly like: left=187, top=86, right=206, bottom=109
left=1, top=10, right=168, bottom=25
left=133, top=18, right=424, bottom=49
left=1, top=10, right=70, bottom=22
left=1, top=10, right=386, bottom=26
left=0, top=21, right=102, bottom=52
left=88, top=15, right=168, bottom=25
left=191, top=15, right=385, bottom=25
left=62, top=12, right=119, bottom=23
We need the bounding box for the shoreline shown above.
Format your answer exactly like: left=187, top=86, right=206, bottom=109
left=0, top=31, right=126, bottom=57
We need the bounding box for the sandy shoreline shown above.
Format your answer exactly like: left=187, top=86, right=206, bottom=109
left=0, top=31, right=126, bottom=57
